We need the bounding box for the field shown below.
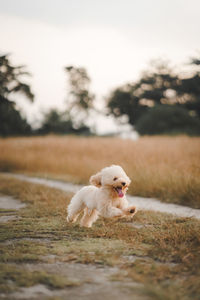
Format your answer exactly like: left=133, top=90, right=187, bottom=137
left=0, top=135, right=200, bottom=299
left=0, top=135, right=200, bottom=208
left=0, top=175, right=200, bottom=299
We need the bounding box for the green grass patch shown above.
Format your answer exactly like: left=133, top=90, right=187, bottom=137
left=0, top=264, right=79, bottom=293
left=0, top=240, right=48, bottom=263
left=51, top=238, right=127, bottom=265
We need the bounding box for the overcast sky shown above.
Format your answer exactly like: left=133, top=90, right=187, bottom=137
left=0, top=0, right=200, bottom=132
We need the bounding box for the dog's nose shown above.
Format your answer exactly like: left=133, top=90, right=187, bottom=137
left=121, top=182, right=126, bottom=186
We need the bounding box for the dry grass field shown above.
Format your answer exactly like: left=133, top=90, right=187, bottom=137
left=0, top=135, right=199, bottom=208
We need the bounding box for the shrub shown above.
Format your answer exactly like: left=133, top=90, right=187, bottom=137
left=135, top=105, right=200, bottom=135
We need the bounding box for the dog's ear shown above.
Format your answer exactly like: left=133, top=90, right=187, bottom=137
left=89, top=172, right=102, bottom=187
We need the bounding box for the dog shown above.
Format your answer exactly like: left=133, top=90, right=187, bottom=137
left=67, top=165, right=137, bottom=227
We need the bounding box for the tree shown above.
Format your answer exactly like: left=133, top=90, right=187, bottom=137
left=106, top=56, right=200, bottom=135
left=107, top=85, right=147, bottom=125
left=37, top=108, right=91, bottom=135
left=177, top=55, right=200, bottom=118
left=0, top=95, right=31, bottom=136
left=0, top=54, right=34, bottom=103
left=37, top=109, right=74, bottom=134
left=107, top=60, right=181, bottom=125
left=135, top=105, right=200, bottom=135
left=139, top=57, right=200, bottom=119
left=64, top=66, right=94, bottom=127
left=0, top=54, right=34, bottom=136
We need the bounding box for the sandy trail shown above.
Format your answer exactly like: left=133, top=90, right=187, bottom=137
left=0, top=194, right=26, bottom=223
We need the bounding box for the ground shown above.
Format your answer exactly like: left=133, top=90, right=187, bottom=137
left=0, top=175, right=200, bottom=300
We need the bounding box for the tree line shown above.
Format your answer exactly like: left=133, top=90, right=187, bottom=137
left=107, top=58, right=200, bottom=135
left=0, top=53, right=200, bottom=136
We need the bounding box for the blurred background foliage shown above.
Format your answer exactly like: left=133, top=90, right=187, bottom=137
left=0, top=54, right=34, bottom=136
left=107, top=57, right=200, bottom=135
left=0, top=53, right=200, bottom=136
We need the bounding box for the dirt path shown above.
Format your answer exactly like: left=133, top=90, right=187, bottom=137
left=1, top=172, right=200, bottom=219
left=6, top=262, right=144, bottom=300
left=0, top=194, right=26, bottom=210
left=0, top=194, right=26, bottom=224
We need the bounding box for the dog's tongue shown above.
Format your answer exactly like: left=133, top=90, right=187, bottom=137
left=116, top=188, right=124, bottom=198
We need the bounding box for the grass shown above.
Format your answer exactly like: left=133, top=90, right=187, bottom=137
left=0, top=264, right=79, bottom=293
left=0, top=175, right=200, bottom=299
left=0, top=135, right=199, bottom=208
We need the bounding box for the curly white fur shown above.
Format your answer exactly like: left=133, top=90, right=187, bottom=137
left=67, top=165, right=137, bottom=227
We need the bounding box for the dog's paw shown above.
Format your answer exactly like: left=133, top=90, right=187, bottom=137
left=66, top=215, right=74, bottom=223
left=123, top=206, right=137, bottom=216
left=130, top=207, right=136, bottom=214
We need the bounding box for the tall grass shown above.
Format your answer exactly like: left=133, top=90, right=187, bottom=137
left=0, top=135, right=199, bottom=208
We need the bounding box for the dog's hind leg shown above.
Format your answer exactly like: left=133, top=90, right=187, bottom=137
left=67, top=210, right=82, bottom=223
left=66, top=195, right=85, bottom=223
left=80, top=208, right=99, bottom=227
left=67, top=207, right=84, bottom=223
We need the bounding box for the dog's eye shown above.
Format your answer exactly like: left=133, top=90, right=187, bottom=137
left=113, top=177, right=118, bottom=181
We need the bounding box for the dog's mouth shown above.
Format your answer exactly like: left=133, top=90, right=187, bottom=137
left=114, top=187, right=124, bottom=198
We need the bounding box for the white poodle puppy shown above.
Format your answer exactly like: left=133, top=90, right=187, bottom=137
left=67, top=165, right=137, bottom=227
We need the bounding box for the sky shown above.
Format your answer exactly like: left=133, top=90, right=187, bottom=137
left=0, top=0, right=200, bottom=133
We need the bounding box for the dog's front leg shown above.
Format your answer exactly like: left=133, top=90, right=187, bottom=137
left=100, top=205, right=124, bottom=218
left=122, top=205, right=137, bottom=217
left=116, top=198, right=137, bottom=218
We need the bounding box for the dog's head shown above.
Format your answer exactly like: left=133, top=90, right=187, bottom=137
left=90, top=165, right=131, bottom=198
